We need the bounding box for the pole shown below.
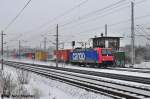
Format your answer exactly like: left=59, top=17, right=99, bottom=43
left=105, top=24, right=107, bottom=37
left=19, top=40, right=21, bottom=59
left=131, top=2, right=135, bottom=66
left=40, top=43, right=41, bottom=49
left=7, top=46, right=9, bottom=59
left=62, top=42, right=64, bottom=49
left=44, top=37, right=47, bottom=51
left=1, top=31, right=4, bottom=70
left=85, top=42, right=87, bottom=66
left=56, top=24, right=58, bottom=67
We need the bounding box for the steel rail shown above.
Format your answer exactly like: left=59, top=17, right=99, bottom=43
left=5, top=60, right=150, bottom=85
left=106, top=67, right=150, bottom=73
left=63, top=63, right=150, bottom=73
left=6, top=60, right=150, bottom=73
left=5, top=61, right=150, bottom=91
left=5, top=61, right=150, bottom=90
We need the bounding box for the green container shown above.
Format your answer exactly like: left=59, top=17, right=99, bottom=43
left=114, top=51, right=125, bottom=67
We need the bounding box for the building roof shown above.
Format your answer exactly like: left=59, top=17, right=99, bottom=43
left=91, top=36, right=123, bottom=39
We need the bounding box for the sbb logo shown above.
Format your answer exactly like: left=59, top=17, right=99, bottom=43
left=72, top=52, right=85, bottom=60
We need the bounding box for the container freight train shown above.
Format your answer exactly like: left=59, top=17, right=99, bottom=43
left=12, top=51, right=48, bottom=61
left=35, top=51, right=48, bottom=61
left=54, top=47, right=114, bottom=67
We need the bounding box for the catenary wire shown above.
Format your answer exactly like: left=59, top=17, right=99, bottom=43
left=3, top=0, right=32, bottom=32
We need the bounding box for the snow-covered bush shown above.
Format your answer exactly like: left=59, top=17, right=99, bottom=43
left=124, top=45, right=150, bottom=64
left=16, top=70, right=30, bottom=84
left=12, top=85, right=29, bottom=99
left=32, top=88, right=41, bottom=99
left=135, top=55, right=144, bottom=64
left=0, top=71, right=16, bottom=97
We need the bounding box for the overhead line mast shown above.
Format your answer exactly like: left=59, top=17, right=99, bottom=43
left=131, top=1, right=135, bottom=66
left=56, top=24, right=59, bottom=67
left=1, top=0, right=32, bottom=71
left=1, top=31, right=6, bottom=70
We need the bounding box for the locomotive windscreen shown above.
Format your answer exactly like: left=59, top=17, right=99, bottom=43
left=102, top=49, right=112, bottom=56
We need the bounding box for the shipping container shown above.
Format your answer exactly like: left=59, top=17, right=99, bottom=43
left=27, top=53, right=35, bottom=59
left=54, top=49, right=71, bottom=62
left=35, top=51, right=48, bottom=61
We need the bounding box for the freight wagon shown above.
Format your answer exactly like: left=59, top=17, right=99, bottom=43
left=27, top=53, right=35, bottom=59
left=54, top=49, right=71, bottom=63
left=35, top=51, right=48, bottom=61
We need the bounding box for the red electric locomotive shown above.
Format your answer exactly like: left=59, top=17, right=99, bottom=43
left=54, top=47, right=114, bottom=67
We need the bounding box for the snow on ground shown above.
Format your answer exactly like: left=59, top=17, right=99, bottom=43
left=134, top=62, right=150, bottom=68
left=1, top=64, right=113, bottom=99
left=31, top=73, right=113, bottom=99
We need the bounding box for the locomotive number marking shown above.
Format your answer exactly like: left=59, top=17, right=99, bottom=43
left=72, top=52, right=85, bottom=60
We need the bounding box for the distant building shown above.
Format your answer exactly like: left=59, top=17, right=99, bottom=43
left=92, top=36, right=123, bottom=51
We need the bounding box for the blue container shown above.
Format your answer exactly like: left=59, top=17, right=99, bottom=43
left=70, top=49, right=99, bottom=63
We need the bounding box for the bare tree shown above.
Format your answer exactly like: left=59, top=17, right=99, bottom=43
left=0, top=71, right=16, bottom=98
left=12, top=85, right=30, bottom=99
left=16, top=69, right=30, bottom=84
left=32, top=88, right=41, bottom=99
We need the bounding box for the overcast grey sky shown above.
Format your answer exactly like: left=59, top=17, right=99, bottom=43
left=0, top=0, right=150, bottom=49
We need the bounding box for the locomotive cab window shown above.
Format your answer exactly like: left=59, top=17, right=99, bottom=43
left=102, top=49, right=112, bottom=56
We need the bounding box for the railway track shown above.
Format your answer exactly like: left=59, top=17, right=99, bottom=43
left=6, top=60, right=150, bottom=84
left=48, top=61, right=150, bottom=73
left=4, top=60, right=150, bottom=99
left=106, top=67, right=150, bottom=73
left=71, top=64, right=150, bottom=73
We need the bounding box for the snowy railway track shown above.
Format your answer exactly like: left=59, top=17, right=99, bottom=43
left=106, top=67, right=150, bottom=73
left=4, top=60, right=150, bottom=99
left=5, top=61, right=150, bottom=84
left=71, top=64, right=150, bottom=73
